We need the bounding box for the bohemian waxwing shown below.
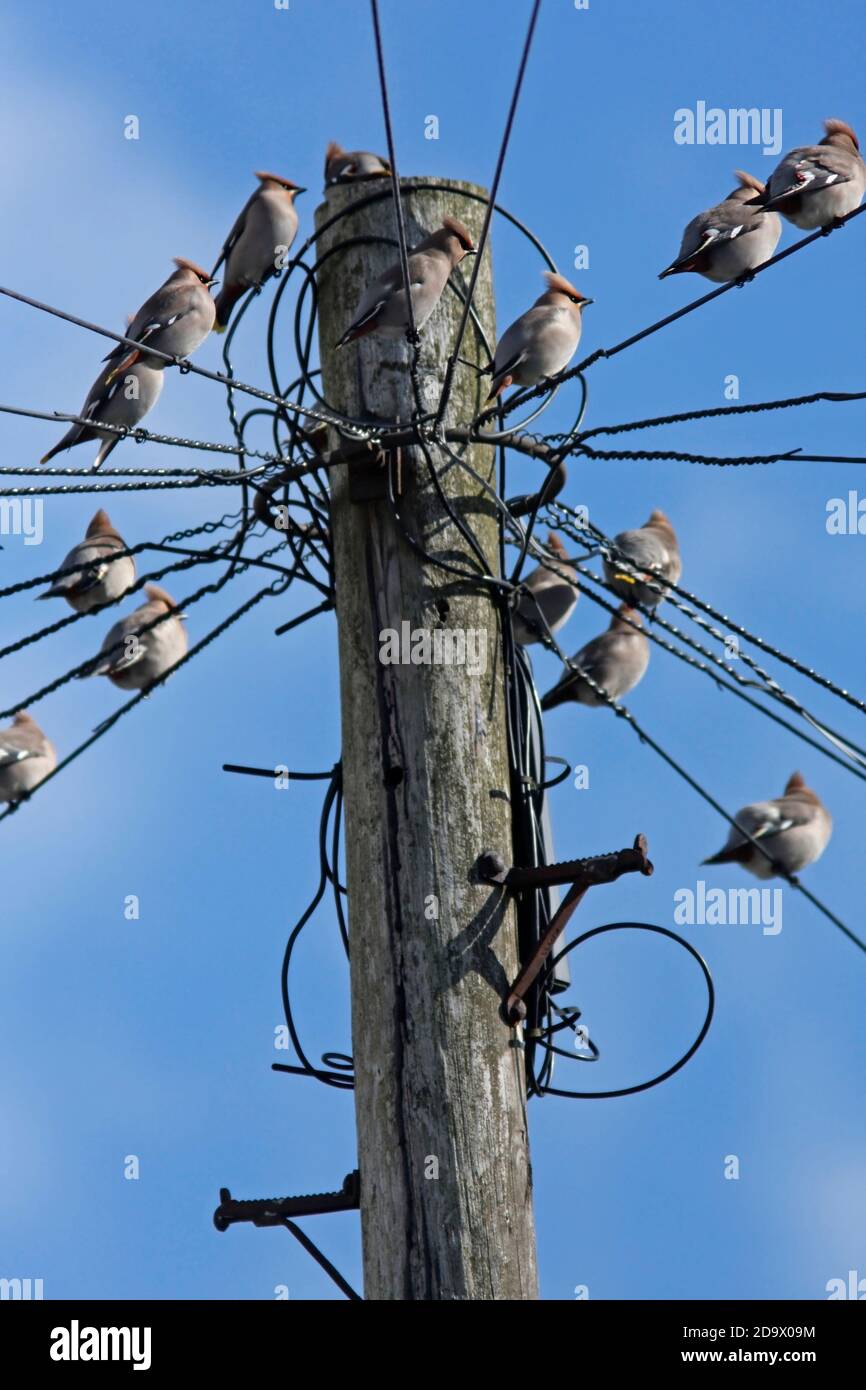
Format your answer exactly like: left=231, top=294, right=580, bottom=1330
left=88, top=584, right=188, bottom=691
left=660, top=171, right=782, bottom=282
left=214, top=172, right=305, bottom=330
left=488, top=272, right=592, bottom=398
left=335, top=216, right=475, bottom=346
left=324, top=141, right=391, bottom=183
left=39, top=358, right=165, bottom=469
left=0, top=712, right=57, bottom=803
left=38, top=510, right=135, bottom=612
left=101, top=258, right=217, bottom=385
left=702, top=772, right=832, bottom=879
left=750, top=120, right=866, bottom=229
left=512, top=533, right=580, bottom=645
left=541, top=606, right=649, bottom=709
left=603, top=509, right=682, bottom=609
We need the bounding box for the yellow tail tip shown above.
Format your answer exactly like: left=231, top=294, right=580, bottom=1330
left=213, top=321, right=228, bottom=334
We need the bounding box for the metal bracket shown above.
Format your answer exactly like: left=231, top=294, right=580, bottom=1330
left=479, top=835, right=653, bottom=1024
left=213, top=1170, right=360, bottom=1231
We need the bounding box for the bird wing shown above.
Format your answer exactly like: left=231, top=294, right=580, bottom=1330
left=764, top=147, right=855, bottom=206
left=213, top=190, right=257, bottom=272
left=611, top=528, right=666, bottom=576
left=90, top=615, right=150, bottom=674
left=345, top=262, right=419, bottom=334
left=490, top=347, right=528, bottom=389
left=47, top=541, right=114, bottom=596
left=662, top=205, right=760, bottom=274
left=724, top=798, right=805, bottom=848
left=67, top=558, right=111, bottom=596
left=567, top=633, right=607, bottom=680
left=0, top=734, right=38, bottom=766
left=103, top=283, right=195, bottom=364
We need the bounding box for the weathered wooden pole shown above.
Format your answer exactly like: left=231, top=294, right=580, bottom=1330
left=315, top=177, right=538, bottom=1301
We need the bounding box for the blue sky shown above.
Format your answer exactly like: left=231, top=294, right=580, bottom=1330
left=1, top=0, right=865, bottom=1300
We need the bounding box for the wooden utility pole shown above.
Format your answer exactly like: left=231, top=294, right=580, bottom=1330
left=315, top=177, right=538, bottom=1301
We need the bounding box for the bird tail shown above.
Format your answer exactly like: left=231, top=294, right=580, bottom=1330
left=540, top=683, right=570, bottom=711
left=76, top=657, right=110, bottom=679
left=701, top=844, right=749, bottom=866
left=335, top=300, right=385, bottom=349
left=335, top=324, right=372, bottom=349
left=335, top=320, right=374, bottom=350
left=213, top=284, right=244, bottom=332
left=93, top=436, right=120, bottom=470
left=486, top=374, right=511, bottom=402
left=39, top=431, right=75, bottom=465
left=659, top=248, right=707, bottom=279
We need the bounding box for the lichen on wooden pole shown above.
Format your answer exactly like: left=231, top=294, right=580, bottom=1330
left=315, top=177, right=538, bottom=1301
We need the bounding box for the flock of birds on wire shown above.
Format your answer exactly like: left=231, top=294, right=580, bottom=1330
left=4, top=120, right=861, bottom=879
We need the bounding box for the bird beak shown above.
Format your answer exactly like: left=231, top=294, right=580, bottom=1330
left=208, top=278, right=220, bottom=288
left=580, top=298, right=595, bottom=307
left=463, top=248, right=478, bottom=256
left=293, top=187, right=307, bottom=196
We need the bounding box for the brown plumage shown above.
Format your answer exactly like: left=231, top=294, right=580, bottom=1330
left=603, top=508, right=682, bottom=609
left=324, top=141, right=391, bottom=182
left=86, top=509, right=120, bottom=540
left=540, top=605, right=649, bottom=710
left=335, top=217, right=476, bottom=346
left=512, top=531, right=579, bottom=645
left=487, top=272, right=592, bottom=398
left=822, top=118, right=859, bottom=150
left=0, top=710, right=57, bottom=803
left=39, top=510, right=135, bottom=611
left=702, top=772, right=833, bottom=879
left=213, top=173, right=304, bottom=330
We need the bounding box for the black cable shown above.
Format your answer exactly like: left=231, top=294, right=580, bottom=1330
left=433, top=0, right=543, bottom=427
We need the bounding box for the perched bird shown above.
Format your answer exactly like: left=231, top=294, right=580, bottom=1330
left=213, top=172, right=305, bottom=331
left=324, top=141, right=391, bottom=183
left=88, top=584, right=188, bottom=691
left=751, top=120, right=866, bottom=229
left=603, top=509, right=681, bottom=609
left=38, top=510, right=135, bottom=612
left=659, top=172, right=782, bottom=282
left=0, top=711, right=57, bottom=804
left=512, top=532, right=579, bottom=645
left=702, top=772, right=832, bottom=879
left=100, top=258, right=217, bottom=386
left=335, top=216, right=475, bottom=347
left=541, top=606, right=649, bottom=710
left=39, top=358, right=165, bottom=469
left=487, top=273, right=593, bottom=398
